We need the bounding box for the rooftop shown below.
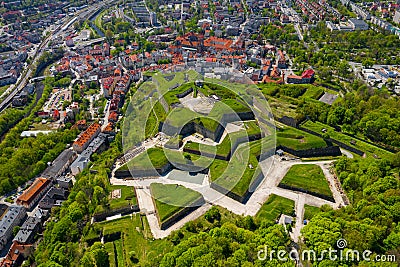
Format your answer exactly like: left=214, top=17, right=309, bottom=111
left=17, top=178, right=50, bottom=204
left=73, top=122, right=101, bottom=148
left=41, top=149, right=76, bottom=179
left=0, top=206, right=25, bottom=237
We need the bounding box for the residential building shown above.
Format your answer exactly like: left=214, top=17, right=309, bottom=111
left=72, top=123, right=101, bottom=153
left=16, top=178, right=52, bottom=210
left=287, top=69, right=315, bottom=84
left=348, top=18, right=369, bottom=30
left=0, top=206, right=26, bottom=251
left=394, top=10, right=400, bottom=24
left=13, top=216, right=41, bottom=245
left=71, top=133, right=108, bottom=175
left=41, top=149, right=77, bottom=179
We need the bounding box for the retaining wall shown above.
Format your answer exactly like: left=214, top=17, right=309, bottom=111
left=93, top=205, right=140, bottom=222
left=155, top=197, right=206, bottom=230
left=278, top=184, right=335, bottom=202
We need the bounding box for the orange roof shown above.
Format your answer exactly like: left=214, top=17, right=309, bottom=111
left=1, top=242, right=32, bottom=267
left=203, top=37, right=233, bottom=50
left=17, top=178, right=50, bottom=203
left=102, top=122, right=114, bottom=133
left=73, top=123, right=101, bottom=147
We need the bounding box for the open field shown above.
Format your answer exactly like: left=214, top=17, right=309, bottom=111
left=108, top=185, right=137, bottom=209
left=119, top=147, right=169, bottom=170
left=98, top=215, right=172, bottom=266
left=209, top=138, right=274, bottom=197
left=150, top=183, right=203, bottom=223
left=302, top=120, right=393, bottom=158
left=184, top=120, right=261, bottom=158
left=255, top=194, right=295, bottom=222
left=279, top=164, right=333, bottom=197
left=122, top=82, right=158, bottom=146
left=277, top=126, right=327, bottom=150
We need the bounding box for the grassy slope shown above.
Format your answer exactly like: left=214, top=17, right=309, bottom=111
left=255, top=194, right=295, bottom=222
left=99, top=214, right=172, bottom=265
left=280, top=164, right=332, bottom=197
left=302, top=120, right=393, bottom=158
left=277, top=126, right=327, bottom=150
left=150, top=183, right=203, bottom=223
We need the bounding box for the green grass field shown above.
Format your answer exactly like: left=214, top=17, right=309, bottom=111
left=104, top=242, right=116, bottom=267
left=150, top=183, right=203, bottom=223
left=109, top=185, right=137, bottom=209
left=209, top=138, right=271, bottom=196
left=277, top=126, right=327, bottom=150
left=255, top=194, right=295, bottom=222
left=122, top=82, right=158, bottom=146
left=94, top=185, right=137, bottom=214
left=302, top=120, right=393, bottom=158
left=184, top=120, right=261, bottom=159
left=122, top=148, right=169, bottom=170
left=280, top=164, right=332, bottom=197
left=304, top=205, right=321, bottom=220
left=145, top=99, right=167, bottom=137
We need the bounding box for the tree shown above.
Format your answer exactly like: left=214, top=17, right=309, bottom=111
left=392, top=152, right=400, bottom=168
left=105, top=30, right=113, bottom=41
left=362, top=58, right=374, bottom=68
left=205, top=206, right=221, bottom=223
left=13, top=226, right=20, bottom=236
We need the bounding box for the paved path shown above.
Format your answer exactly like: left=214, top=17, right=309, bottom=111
left=292, top=195, right=305, bottom=242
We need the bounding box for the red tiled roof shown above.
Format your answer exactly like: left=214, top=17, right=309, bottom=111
left=17, top=178, right=50, bottom=204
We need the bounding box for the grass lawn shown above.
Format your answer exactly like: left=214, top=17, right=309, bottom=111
left=255, top=194, right=295, bottom=222
left=209, top=138, right=270, bottom=196
left=152, top=71, right=191, bottom=95
left=150, top=183, right=203, bottom=223
left=145, top=99, right=167, bottom=137
left=0, top=85, right=10, bottom=96
left=302, top=120, right=393, bottom=158
left=125, top=147, right=169, bottom=170
left=104, top=242, right=116, bottom=267
left=304, top=205, right=321, bottom=220
left=119, top=147, right=214, bottom=173
left=184, top=120, right=261, bottom=159
left=280, top=164, right=332, bottom=197
left=95, top=185, right=137, bottom=214
left=264, top=96, right=298, bottom=118
left=300, top=86, right=324, bottom=100
left=109, top=185, right=137, bottom=209
left=98, top=214, right=173, bottom=266
left=122, top=82, right=158, bottom=146
left=114, top=239, right=124, bottom=267
left=277, top=126, right=327, bottom=150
